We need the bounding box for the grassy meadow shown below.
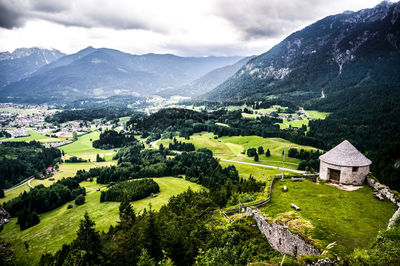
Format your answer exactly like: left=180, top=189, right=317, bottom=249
left=2, top=177, right=205, bottom=265
left=260, top=179, right=398, bottom=255
left=59, top=131, right=118, bottom=161
left=6, top=130, right=64, bottom=143
left=159, top=132, right=319, bottom=171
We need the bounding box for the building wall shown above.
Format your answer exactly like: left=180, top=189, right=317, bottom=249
left=319, top=161, right=369, bottom=185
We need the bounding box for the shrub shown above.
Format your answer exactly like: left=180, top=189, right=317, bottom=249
left=67, top=204, right=73, bottom=209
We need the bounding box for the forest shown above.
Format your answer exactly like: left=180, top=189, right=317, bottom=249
left=92, top=129, right=137, bottom=149
left=0, top=141, right=61, bottom=191
left=45, top=107, right=142, bottom=123
left=2, top=178, right=86, bottom=230
left=100, top=179, right=160, bottom=202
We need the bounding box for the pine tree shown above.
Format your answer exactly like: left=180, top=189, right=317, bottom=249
left=265, top=149, right=271, bottom=157
left=258, top=146, right=264, bottom=154
left=119, top=194, right=136, bottom=229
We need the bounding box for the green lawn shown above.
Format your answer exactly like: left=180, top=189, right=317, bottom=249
left=2, top=177, right=205, bottom=265
left=6, top=130, right=64, bottom=143
left=219, top=160, right=281, bottom=181
left=59, top=131, right=118, bottom=161
left=260, top=179, right=398, bottom=255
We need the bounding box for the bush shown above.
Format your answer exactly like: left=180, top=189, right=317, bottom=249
left=67, top=204, right=73, bottom=209
left=75, top=195, right=85, bottom=206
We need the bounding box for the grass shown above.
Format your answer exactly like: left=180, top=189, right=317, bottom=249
left=0, top=184, right=31, bottom=204
left=0, top=107, right=58, bottom=115
left=2, top=177, right=205, bottom=265
left=260, top=179, right=398, bottom=255
left=59, top=131, right=118, bottom=161
left=6, top=131, right=64, bottom=143
left=277, top=118, right=309, bottom=130
left=219, top=160, right=281, bottom=181
left=159, top=133, right=319, bottom=171
left=304, top=110, right=330, bottom=120
left=30, top=162, right=116, bottom=187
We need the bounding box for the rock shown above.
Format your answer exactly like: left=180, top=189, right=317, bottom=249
left=0, top=207, right=11, bottom=228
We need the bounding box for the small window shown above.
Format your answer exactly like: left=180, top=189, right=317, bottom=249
left=352, top=167, right=358, bottom=172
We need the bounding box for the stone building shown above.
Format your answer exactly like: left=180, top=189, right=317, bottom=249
left=319, top=140, right=371, bottom=185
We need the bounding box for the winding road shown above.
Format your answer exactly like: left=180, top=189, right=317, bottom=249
left=4, top=177, right=34, bottom=193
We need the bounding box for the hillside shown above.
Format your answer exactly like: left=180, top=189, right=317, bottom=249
left=0, top=47, right=242, bottom=103
left=203, top=1, right=400, bottom=104
left=0, top=48, right=65, bottom=88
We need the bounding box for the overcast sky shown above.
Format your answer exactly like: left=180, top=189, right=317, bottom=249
left=0, top=0, right=395, bottom=56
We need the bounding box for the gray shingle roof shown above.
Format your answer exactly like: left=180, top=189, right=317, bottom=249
left=319, top=140, right=372, bottom=167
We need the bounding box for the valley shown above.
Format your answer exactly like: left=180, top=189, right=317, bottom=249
left=1, top=1, right=400, bottom=265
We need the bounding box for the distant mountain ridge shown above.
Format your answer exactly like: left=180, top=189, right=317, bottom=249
left=0, top=47, right=242, bottom=103
left=0, top=48, right=65, bottom=88
left=203, top=1, right=400, bottom=103
left=162, top=56, right=255, bottom=97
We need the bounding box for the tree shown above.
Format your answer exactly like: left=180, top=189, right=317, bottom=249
left=265, top=149, right=271, bottom=157
left=119, top=195, right=136, bottom=228
left=257, top=146, right=264, bottom=155
left=72, top=132, right=78, bottom=141
left=75, top=195, right=85, bottom=206
left=72, top=212, right=103, bottom=264
left=254, top=153, right=259, bottom=162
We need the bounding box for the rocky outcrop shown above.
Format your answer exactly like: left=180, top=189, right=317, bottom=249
left=0, top=207, right=11, bottom=228
left=246, top=207, right=320, bottom=257
left=367, top=177, right=400, bottom=206
left=367, top=177, right=400, bottom=229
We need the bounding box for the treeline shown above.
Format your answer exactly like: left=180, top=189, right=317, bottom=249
left=0, top=130, right=10, bottom=138
left=2, top=178, right=85, bottom=230
left=0, top=141, right=61, bottom=190
left=129, top=108, right=324, bottom=150
left=288, top=148, right=321, bottom=171
left=92, top=129, right=136, bottom=149
left=40, top=182, right=281, bottom=266
left=97, top=147, right=239, bottom=192
left=168, top=138, right=195, bottom=152
left=64, top=156, right=87, bottom=163
left=100, top=179, right=159, bottom=202
left=45, top=107, right=141, bottom=123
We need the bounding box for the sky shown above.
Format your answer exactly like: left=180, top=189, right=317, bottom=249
left=0, top=0, right=395, bottom=56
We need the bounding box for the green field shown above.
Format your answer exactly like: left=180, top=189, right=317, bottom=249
left=59, top=131, right=118, bottom=161
left=260, top=179, right=397, bottom=255
left=6, top=130, right=64, bottom=143
left=0, top=184, right=31, bottom=204
left=0, top=107, right=58, bottom=115
left=159, top=133, right=319, bottom=171
left=304, top=110, right=330, bottom=120
left=2, top=177, right=205, bottom=265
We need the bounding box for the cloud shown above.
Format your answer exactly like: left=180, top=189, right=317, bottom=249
left=0, top=0, right=388, bottom=56
left=0, top=1, right=26, bottom=29
left=212, top=0, right=383, bottom=39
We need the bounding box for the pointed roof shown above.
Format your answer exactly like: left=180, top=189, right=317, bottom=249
left=319, top=140, right=372, bottom=167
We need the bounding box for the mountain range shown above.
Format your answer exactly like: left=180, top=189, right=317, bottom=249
left=0, top=47, right=242, bottom=103
left=203, top=1, right=400, bottom=104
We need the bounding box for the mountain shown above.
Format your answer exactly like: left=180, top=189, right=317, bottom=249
left=0, top=48, right=65, bottom=88
left=0, top=47, right=241, bottom=103
left=203, top=1, right=400, bottom=103
left=162, top=56, right=254, bottom=97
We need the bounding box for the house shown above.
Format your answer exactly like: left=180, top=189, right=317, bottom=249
left=319, top=140, right=371, bottom=185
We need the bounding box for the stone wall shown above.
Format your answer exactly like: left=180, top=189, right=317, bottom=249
left=246, top=207, right=320, bottom=257
left=367, top=177, right=400, bottom=229
left=319, top=161, right=369, bottom=185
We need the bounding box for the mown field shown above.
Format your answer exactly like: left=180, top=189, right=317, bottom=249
left=6, top=130, right=64, bottom=143
left=159, top=132, right=319, bottom=171
left=59, top=131, right=118, bottom=161
left=260, top=179, right=397, bottom=255
left=2, top=177, right=205, bottom=265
